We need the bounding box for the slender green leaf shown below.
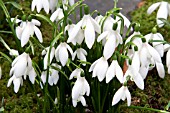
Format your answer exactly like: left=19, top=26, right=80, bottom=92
left=5, top=1, right=22, bottom=10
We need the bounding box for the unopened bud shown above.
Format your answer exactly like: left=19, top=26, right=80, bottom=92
left=84, top=5, right=89, bottom=15
left=152, top=27, right=157, bottom=34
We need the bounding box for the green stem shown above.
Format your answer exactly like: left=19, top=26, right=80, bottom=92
left=122, top=105, right=170, bottom=113
left=98, top=81, right=101, bottom=113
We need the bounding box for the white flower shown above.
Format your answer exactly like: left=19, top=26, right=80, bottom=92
left=166, top=49, right=170, bottom=74
left=125, top=52, right=144, bottom=90
left=67, top=14, right=101, bottom=49
left=97, top=30, right=123, bottom=59
left=41, top=63, right=61, bottom=87
left=7, top=75, right=23, bottom=93
left=89, top=57, right=108, bottom=82
left=145, top=33, right=164, bottom=57
left=147, top=1, right=169, bottom=27
left=42, top=47, right=55, bottom=69
left=106, top=60, right=124, bottom=83
left=112, top=86, right=131, bottom=106
left=139, top=42, right=165, bottom=78
left=31, top=0, right=49, bottom=14
left=55, top=42, right=73, bottom=66
left=16, top=19, right=43, bottom=47
left=69, top=68, right=83, bottom=80
left=72, top=48, right=87, bottom=66
left=71, top=76, right=90, bottom=107
left=62, top=0, right=75, bottom=10
left=10, top=52, right=37, bottom=84
left=66, top=24, right=84, bottom=45
left=49, top=0, right=58, bottom=12
left=50, top=8, right=64, bottom=22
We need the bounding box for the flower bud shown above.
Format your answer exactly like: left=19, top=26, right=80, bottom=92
left=21, top=15, right=27, bottom=21
left=28, top=15, right=32, bottom=22
left=134, top=46, right=138, bottom=51
left=141, top=38, right=146, bottom=43
left=81, top=71, right=85, bottom=77
left=152, top=27, right=157, bottom=34
left=112, top=23, right=118, bottom=30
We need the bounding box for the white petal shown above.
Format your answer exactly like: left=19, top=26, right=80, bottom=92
left=115, top=61, right=124, bottom=83
left=106, top=61, right=116, bottom=83
left=112, top=86, right=124, bottom=106
left=156, top=62, right=165, bottom=78
left=84, top=19, right=95, bottom=49
left=133, top=73, right=144, bottom=90
left=90, top=15, right=101, bottom=33
left=72, top=51, right=77, bottom=60
left=13, top=77, right=21, bottom=93
left=59, top=46, right=68, bottom=66
left=89, top=58, right=100, bottom=72
left=31, top=0, right=36, bottom=11
left=139, top=65, right=149, bottom=79
left=50, top=9, right=60, bottom=22
left=41, top=71, right=47, bottom=84
left=125, top=87, right=131, bottom=106
left=72, top=99, right=77, bottom=107
left=42, top=0, right=49, bottom=14
left=103, top=36, right=116, bottom=60
left=66, top=43, right=73, bottom=55
left=166, top=50, right=170, bottom=67
left=69, top=68, right=81, bottom=80
left=147, top=2, right=161, bottom=15
left=7, top=76, right=14, bottom=87
left=157, top=2, right=168, bottom=27
left=97, top=31, right=108, bottom=42
left=28, top=68, right=36, bottom=84
left=16, top=26, right=22, bottom=40
left=34, top=26, right=43, bottom=43
left=79, top=96, right=86, bottom=106
left=69, top=0, right=74, bottom=6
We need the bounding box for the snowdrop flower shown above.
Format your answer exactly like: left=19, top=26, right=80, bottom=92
left=16, top=19, right=43, bottom=47
left=50, top=8, right=64, bottom=22
left=67, top=14, right=101, bottom=49
left=106, top=60, right=123, bottom=83
left=41, top=63, right=61, bottom=87
left=112, top=85, right=131, bottom=106
left=147, top=1, right=170, bottom=27
left=97, top=30, right=123, bottom=59
left=69, top=68, right=83, bottom=80
left=72, top=48, right=87, bottom=66
left=125, top=52, right=144, bottom=90
left=66, top=24, right=84, bottom=45
left=55, top=42, right=73, bottom=66
left=71, top=76, right=90, bottom=107
left=7, top=75, right=23, bottom=93
left=42, top=47, right=55, bottom=69
left=145, top=32, right=164, bottom=57
left=166, top=49, right=170, bottom=74
left=89, top=57, right=108, bottom=82
left=139, top=41, right=165, bottom=78
left=31, top=0, right=49, bottom=14
left=49, top=0, right=58, bottom=12
left=10, top=52, right=37, bottom=84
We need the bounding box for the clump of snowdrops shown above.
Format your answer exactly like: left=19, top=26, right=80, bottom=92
left=0, top=0, right=170, bottom=112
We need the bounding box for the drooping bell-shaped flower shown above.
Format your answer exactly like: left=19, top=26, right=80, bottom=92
left=71, top=75, right=90, bottom=107
left=31, top=0, right=50, bottom=14
left=139, top=41, right=165, bottom=78
left=66, top=24, right=84, bottom=45
left=10, top=52, right=37, bottom=84
left=72, top=48, right=87, bottom=66
left=97, top=30, right=123, bottom=60
left=7, top=75, right=23, bottom=93
left=145, top=32, right=164, bottom=57
left=15, top=18, right=43, bottom=47
left=106, top=60, right=124, bottom=83
left=41, top=63, right=61, bottom=87
left=50, top=8, right=64, bottom=22
left=67, top=14, right=101, bottom=49
left=147, top=1, right=170, bottom=27
left=89, top=57, right=108, bottom=82
left=42, top=46, right=55, bottom=69
left=55, top=42, right=73, bottom=66
left=112, top=86, right=131, bottom=106
left=125, top=52, right=144, bottom=90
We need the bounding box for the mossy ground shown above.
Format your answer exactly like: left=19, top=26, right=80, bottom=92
left=0, top=0, right=170, bottom=112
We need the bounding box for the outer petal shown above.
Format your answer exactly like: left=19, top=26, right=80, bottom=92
left=69, top=0, right=74, bottom=6
left=42, top=0, right=49, bottom=14
left=103, top=36, right=116, bottom=60
left=106, top=61, right=116, bottom=83
left=147, top=2, right=161, bottom=15
left=84, top=18, right=95, bottom=49
left=125, top=87, right=131, bottom=106
left=133, top=73, right=144, bottom=90
left=79, top=96, right=86, bottom=106
left=112, top=86, right=124, bottom=106
left=34, top=26, right=43, bottom=43
left=166, top=50, right=170, bottom=67
left=157, top=2, right=168, bottom=27
left=90, top=15, right=101, bottom=33
left=28, top=68, right=36, bottom=84
left=156, top=62, right=165, bottom=78
left=50, top=9, right=60, bottom=22
left=97, top=31, right=108, bottom=42
left=89, top=58, right=100, bottom=72
left=115, top=61, right=124, bottom=83
left=13, top=77, right=21, bottom=93
left=7, top=76, right=14, bottom=87
left=59, top=46, right=68, bottom=66
left=69, top=68, right=81, bottom=80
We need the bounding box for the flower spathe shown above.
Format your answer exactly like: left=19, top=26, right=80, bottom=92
left=147, top=1, right=170, bottom=27
left=67, top=14, right=101, bottom=49
left=112, top=86, right=131, bottom=106
left=15, top=19, right=43, bottom=47
left=55, top=42, right=73, bottom=66
left=89, top=57, right=108, bottom=82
